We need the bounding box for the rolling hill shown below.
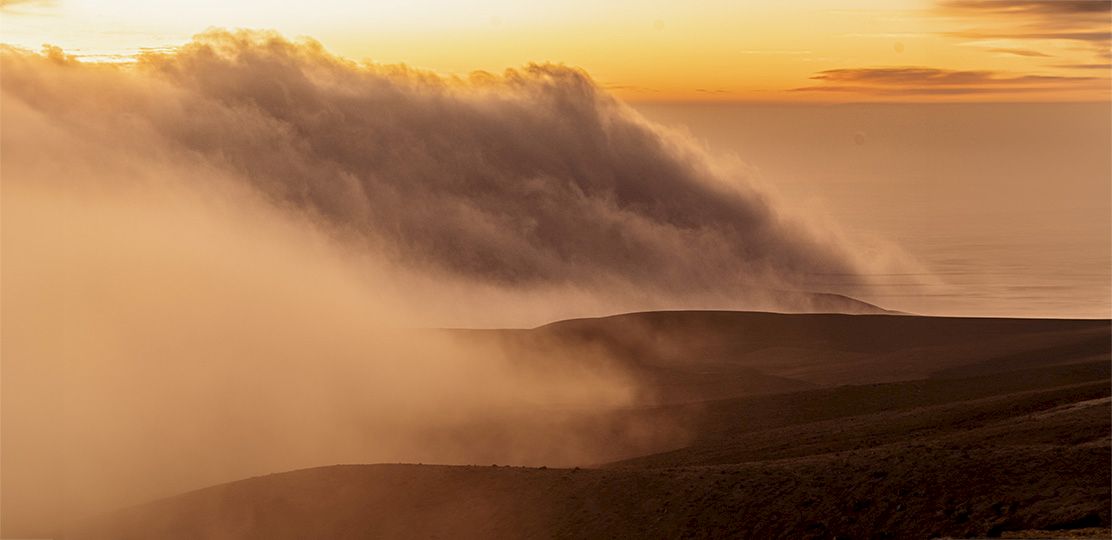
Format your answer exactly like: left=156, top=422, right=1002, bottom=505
left=63, top=311, right=1112, bottom=539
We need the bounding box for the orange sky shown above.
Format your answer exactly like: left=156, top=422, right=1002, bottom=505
left=1, top=0, right=1109, bottom=101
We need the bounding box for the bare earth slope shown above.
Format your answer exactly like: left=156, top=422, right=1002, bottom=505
left=66, top=312, right=1111, bottom=539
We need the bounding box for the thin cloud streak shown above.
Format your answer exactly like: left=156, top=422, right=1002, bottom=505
left=1054, top=62, right=1112, bottom=70
left=0, top=0, right=53, bottom=7
left=795, top=66, right=1099, bottom=96
left=940, top=0, right=1111, bottom=16
left=986, top=47, right=1051, bottom=57
left=937, top=0, right=1111, bottom=51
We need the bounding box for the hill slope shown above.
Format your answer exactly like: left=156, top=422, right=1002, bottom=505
left=64, top=312, right=1112, bottom=539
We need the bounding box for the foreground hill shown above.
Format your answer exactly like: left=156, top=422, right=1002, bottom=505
left=66, top=312, right=1111, bottom=539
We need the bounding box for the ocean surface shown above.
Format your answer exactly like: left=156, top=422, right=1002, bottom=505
left=634, top=102, right=1111, bottom=319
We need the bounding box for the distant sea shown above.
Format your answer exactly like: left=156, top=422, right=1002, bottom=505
left=635, top=102, right=1111, bottom=319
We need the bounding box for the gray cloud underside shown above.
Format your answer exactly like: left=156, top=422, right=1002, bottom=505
left=2, top=31, right=871, bottom=304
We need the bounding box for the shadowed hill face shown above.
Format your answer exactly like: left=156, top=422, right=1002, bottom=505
left=2, top=304, right=1107, bottom=537
left=64, top=359, right=1112, bottom=540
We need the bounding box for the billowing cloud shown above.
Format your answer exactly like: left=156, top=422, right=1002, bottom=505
left=1, top=29, right=905, bottom=537
left=3, top=30, right=886, bottom=314
left=795, top=66, right=1099, bottom=95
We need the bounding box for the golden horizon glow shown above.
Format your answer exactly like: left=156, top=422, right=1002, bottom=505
left=1, top=0, right=1108, bottom=102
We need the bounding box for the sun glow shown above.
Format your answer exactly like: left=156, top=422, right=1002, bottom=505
left=2, top=0, right=1108, bottom=101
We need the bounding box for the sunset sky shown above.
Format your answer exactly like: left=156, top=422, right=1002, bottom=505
left=3, top=2, right=1111, bottom=537
left=2, top=0, right=1109, bottom=101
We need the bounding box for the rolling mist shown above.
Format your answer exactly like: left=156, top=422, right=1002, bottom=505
left=1, top=30, right=908, bottom=535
